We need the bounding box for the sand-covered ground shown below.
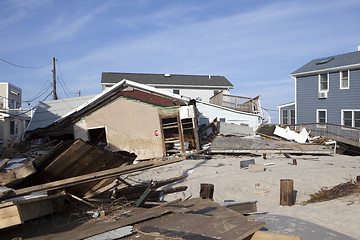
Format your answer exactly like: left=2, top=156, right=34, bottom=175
left=129, top=153, right=360, bottom=239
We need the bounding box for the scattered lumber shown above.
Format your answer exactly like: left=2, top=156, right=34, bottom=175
left=0, top=156, right=187, bottom=201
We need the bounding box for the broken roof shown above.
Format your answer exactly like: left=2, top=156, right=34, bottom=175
left=291, top=51, right=360, bottom=76
left=101, top=72, right=234, bottom=88
left=25, top=80, right=190, bottom=138
left=26, top=95, right=95, bottom=132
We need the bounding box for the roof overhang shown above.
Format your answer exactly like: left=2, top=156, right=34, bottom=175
left=291, top=63, right=360, bottom=78
left=277, top=102, right=295, bottom=108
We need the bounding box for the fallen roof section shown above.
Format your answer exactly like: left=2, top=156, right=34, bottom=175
left=210, top=136, right=332, bottom=155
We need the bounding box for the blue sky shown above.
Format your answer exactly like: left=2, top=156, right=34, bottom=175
left=1, top=0, right=360, bottom=122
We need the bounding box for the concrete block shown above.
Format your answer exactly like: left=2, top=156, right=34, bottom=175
left=248, top=164, right=264, bottom=173
left=240, top=159, right=255, bottom=169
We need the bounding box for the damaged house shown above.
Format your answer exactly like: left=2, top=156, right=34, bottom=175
left=24, top=80, right=199, bottom=160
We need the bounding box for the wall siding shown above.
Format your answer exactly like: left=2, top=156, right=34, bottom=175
left=296, top=69, right=360, bottom=124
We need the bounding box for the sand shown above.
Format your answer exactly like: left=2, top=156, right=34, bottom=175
left=128, top=153, right=360, bottom=239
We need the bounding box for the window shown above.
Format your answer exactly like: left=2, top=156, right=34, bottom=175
left=340, top=70, right=349, bottom=89
left=290, top=109, right=295, bottom=125
left=317, top=109, right=327, bottom=123
left=214, top=90, right=220, bottom=95
left=319, top=73, right=329, bottom=91
left=219, top=118, right=226, bottom=122
left=282, top=109, right=288, bottom=124
left=173, top=89, right=180, bottom=94
left=342, top=110, right=360, bottom=127
left=10, top=120, right=18, bottom=135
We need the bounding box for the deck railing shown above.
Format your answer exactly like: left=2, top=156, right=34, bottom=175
left=209, top=92, right=261, bottom=114
left=286, top=123, right=360, bottom=147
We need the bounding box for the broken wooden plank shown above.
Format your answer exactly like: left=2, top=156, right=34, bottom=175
left=135, top=181, right=154, bottom=207
left=0, top=158, right=10, bottom=170
left=83, top=178, right=120, bottom=199
left=247, top=231, right=302, bottom=240
left=219, top=201, right=257, bottom=214
left=66, top=192, right=97, bottom=208
left=0, top=156, right=187, bottom=201
left=0, top=162, right=37, bottom=187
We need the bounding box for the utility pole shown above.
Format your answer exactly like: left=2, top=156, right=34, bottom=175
left=52, top=57, right=58, bottom=100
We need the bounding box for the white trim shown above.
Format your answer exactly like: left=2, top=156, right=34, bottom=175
left=341, top=109, right=360, bottom=127
left=318, top=73, right=329, bottom=92
left=291, top=62, right=360, bottom=77
left=339, top=70, right=350, bottom=89
left=316, top=109, right=327, bottom=123
left=277, top=102, right=295, bottom=108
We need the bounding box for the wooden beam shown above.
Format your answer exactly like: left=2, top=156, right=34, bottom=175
left=248, top=231, right=302, bottom=240
left=0, top=156, right=187, bottom=201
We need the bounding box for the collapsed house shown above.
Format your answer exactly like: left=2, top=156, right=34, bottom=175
left=24, top=80, right=200, bottom=160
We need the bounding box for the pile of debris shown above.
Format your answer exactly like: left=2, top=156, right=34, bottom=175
left=1, top=138, right=293, bottom=240
left=302, top=178, right=360, bottom=205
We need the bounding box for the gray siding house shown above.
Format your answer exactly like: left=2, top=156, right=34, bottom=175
left=279, top=50, right=360, bottom=127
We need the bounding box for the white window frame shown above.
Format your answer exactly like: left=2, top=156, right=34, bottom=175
left=318, top=73, right=329, bottom=92
left=316, top=109, right=327, bottom=123
left=290, top=109, right=295, bottom=125
left=340, top=70, right=350, bottom=89
left=341, top=109, right=360, bottom=128
left=282, top=109, right=288, bottom=124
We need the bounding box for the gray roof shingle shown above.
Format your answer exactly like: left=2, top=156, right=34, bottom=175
left=291, top=51, right=360, bottom=76
left=101, top=72, right=234, bottom=88
left=26, top=95, right=95, bottom=132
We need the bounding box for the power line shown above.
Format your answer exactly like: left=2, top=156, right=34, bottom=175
left=0, top=58, right=52, bottom=69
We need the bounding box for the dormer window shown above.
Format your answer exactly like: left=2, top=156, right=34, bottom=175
left=340, top=70, right=349, bottom=89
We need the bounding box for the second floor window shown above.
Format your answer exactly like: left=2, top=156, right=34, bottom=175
left=319, top=73, right=328, bottom=91
left=340, top=70, right=349, bottom=89
left=173, top=89, right=180, bottom=94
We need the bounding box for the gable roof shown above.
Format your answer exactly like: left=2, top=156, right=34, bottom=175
left=26, top=95, right=95, bottom=132
left=291, top=51, right=360, bottom=76
left=25, top=80, right=190, bottom=138
left=101, top=72, right=234, bottom=88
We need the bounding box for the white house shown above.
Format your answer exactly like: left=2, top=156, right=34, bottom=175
left=101, top=72, right=234, bottom=103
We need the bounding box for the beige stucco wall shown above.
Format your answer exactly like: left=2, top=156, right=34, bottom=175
left=73, top=97, right=165, bottom=160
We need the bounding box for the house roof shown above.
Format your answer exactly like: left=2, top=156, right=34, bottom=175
left=291, top=51, right=360, bottom=76
left=26, top=95, right=95, bottom=132
left=101, top=72, right=234, bottom=88
left=25, top=80, right=190, bottom=137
